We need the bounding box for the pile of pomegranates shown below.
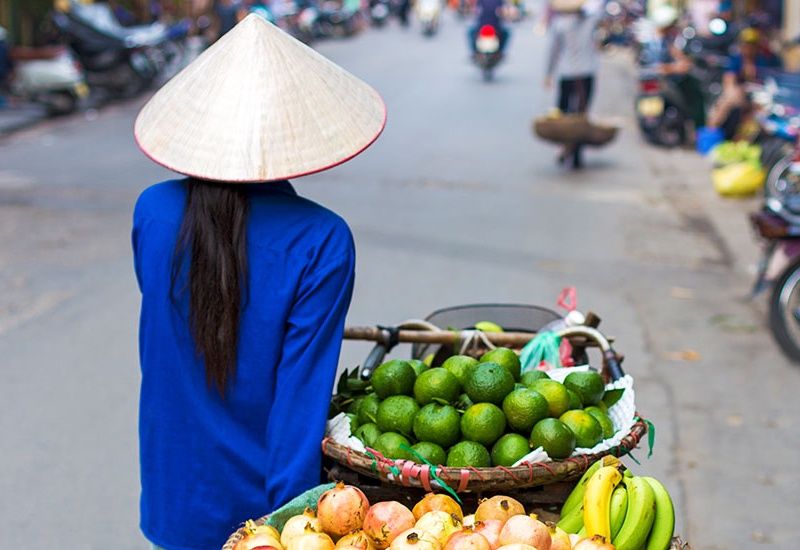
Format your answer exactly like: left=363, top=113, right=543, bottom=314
left=233, top=484, right=616, bottom=550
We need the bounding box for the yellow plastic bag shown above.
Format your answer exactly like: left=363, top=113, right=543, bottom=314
left=712, top=162, right=766, bottom=197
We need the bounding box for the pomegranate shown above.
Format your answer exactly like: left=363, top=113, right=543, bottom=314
left=390, top=529, right=442, bottom=550
left=363, top=501, right=416, bottom=549
left=546, top=523, right=570, bottom=550
left=318, top=482, right=371, bottom=538
left=287, top=532, right=336, bottom=550
left=444, top=529, right=492, bottom=550
left=336, top=531, right=377, bottom=550
left=474, top=497, right=525, bottom=523
left=234, top=534, right=283, bottom=550
left=473, top=520, right=503, bottom=550
left=281, top=508, right=322, bottom=547
left=498, top=515, right=550, bottom=550
left=495, top=545, right=539, bottom=550
left=414, top=511, right=462, bottom=545
left=572, top=536, right=614, bottom=550
left=412, top=493, right=464, bottom=521
left=462, top=515, right=476, bottom=529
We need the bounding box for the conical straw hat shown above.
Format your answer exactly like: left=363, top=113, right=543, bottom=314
left=550, top=0, right=585, bottom=12
left=134, top=14, right=386, bottom=182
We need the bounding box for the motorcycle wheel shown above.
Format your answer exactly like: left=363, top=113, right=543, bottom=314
left=769, top=255, right=800, bottom=363
left=482, top=67, right=493, bottom=82
left=44, top=91, right=79, bottom=117
left=653, top=106, right=686, bottom=147
left=766, top=154, right=800, bottom=200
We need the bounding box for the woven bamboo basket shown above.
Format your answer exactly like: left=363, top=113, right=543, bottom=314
left=533, top=115, right=618, bottom=146
left=321, top=417, right=647, bottom=493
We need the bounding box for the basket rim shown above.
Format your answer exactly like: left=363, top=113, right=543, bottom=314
left=322, top=416, right=648, bottom=492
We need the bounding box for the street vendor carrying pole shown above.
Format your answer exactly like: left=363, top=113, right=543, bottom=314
left=131, top=14, right=386, bottom=550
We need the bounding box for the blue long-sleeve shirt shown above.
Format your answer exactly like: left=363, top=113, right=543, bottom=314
left=132, top=179, right=355, bottom=550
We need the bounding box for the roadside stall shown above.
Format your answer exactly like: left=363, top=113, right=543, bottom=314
left=224, top=301, right=689, bottom=550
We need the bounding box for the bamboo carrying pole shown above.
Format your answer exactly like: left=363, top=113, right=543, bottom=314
left=342, top=326, right=610, bottom=348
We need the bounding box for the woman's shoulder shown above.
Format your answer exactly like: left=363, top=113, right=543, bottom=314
left=133, top=179, right=187, bottom=225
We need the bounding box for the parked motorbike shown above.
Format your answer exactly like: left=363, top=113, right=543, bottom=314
left=316, top=0, right=361, bottom=38
left=750, top=140, right=800, bottom=362
left=52, top=0, right=184, bottom=99
left=369, top=0, right=391, bottom=27
left=5, top=46, right=87, bottom=116
left=635, top=68, right=690, bottom=146
left=416, top=0, right=441, bottom=37
left=473, top=25, right=503, bottom=82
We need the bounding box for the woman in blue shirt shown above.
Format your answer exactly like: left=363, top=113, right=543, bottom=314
left=132, top=15, right=385, bottom=550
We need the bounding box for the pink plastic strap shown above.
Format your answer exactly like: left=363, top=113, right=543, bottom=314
left=457, top=469, right=470, bottom=492
left=557, top=287, right=578, bottom=312
left=420, top=466, right=434, bottom=492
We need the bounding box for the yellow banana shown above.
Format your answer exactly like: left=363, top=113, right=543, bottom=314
left=583, top=465, right=623, bottom=540
left=613, top=476, right=656, bottom=550
left=561, top=455, right=621, bottom=517
left=557, top=501, right=584, bottom=534
left=642, top=477, right=675, bottom=550
left=609, top=485, right=628, bottom=540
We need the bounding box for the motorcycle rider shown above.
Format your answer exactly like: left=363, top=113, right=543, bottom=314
left=468, top=0, right=509, bottom=54
left=648, top=5, right=706, bottom=137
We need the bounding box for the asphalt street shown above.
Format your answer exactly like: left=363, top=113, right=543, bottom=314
left=1, top=11, right=799, bottom=550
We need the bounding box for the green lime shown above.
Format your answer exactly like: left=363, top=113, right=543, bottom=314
left=413, top=403, right=462, bottom=448
left=376, top=395, right=420, bottom=437
left=441, top=355, right=479, bottom=386
left=464, top=362, right=516, bottom=405
left=354, top=423, right=382, bottom=447
left=347, top=397, right=364, bottom=415
left=585, top=406, right=615, bottom=439
left=346, top=413, right=360, bottom=431
left=461, top=403, right=506, bottom=446
left=408, top=359, right=430, bottom=376
left=502, top=388, right=549, bottom=433
left=414, top=368, right=461, bottom=405
left=372, top=359, right=417, bottom=398
left=530, top=418, right=576, bottom=459
left=480, top=347, right=521, bottom=381
left=566, top=388, right=583, bottom=410
left=357, top=393, right=381, bottom=425
left=410, top=441, right=447, bottom=465
left=446, top=441, right=491, bottom=468
left=596, top=400, right=609, bottom=413
left=529, top=379, right=571, bottom=418
left=374, top=432, right=413, bottom=460
left=474, top=321, right=504, bottom=332
left=563, top=371, right=606, bottom=407
left=559, top=410, right=603, bottom=448
left=423, top=353, right=436, bottom=366
left=491, top=433, right=531, bottom=467
left=520, top=370, right=550, bottom=386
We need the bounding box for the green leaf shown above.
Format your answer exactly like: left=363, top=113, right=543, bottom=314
left=602, top=388, right=625, bottom=408
left=336, top=368, right=350, bottom=395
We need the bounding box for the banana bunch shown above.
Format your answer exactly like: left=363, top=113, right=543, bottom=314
left=557, top=459, right=675, bottom=550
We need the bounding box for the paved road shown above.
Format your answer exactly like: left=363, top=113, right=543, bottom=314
left=1, top=13, right=799, bottom=550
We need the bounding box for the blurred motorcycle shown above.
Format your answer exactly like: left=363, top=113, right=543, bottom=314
left=750, top=140, right=800, bottom=362
left=369, top=0, right=391, bottom=27
left=635, top=67, right=690, bottom=146
left=416, top=0, right=441, bottom=37
left=5, top=46, right=88, bottom=116
left=473, top=24, right=503, bottom=81
left=52, top=0, right=185, bottom=98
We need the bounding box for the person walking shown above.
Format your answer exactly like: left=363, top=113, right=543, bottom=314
left=544, top=0, right=601, bottom=169
left=132, top=15, right=385, bottom=550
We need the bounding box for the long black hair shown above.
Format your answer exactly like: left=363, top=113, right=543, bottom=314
left=172, top=179, right=250, bottom=395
